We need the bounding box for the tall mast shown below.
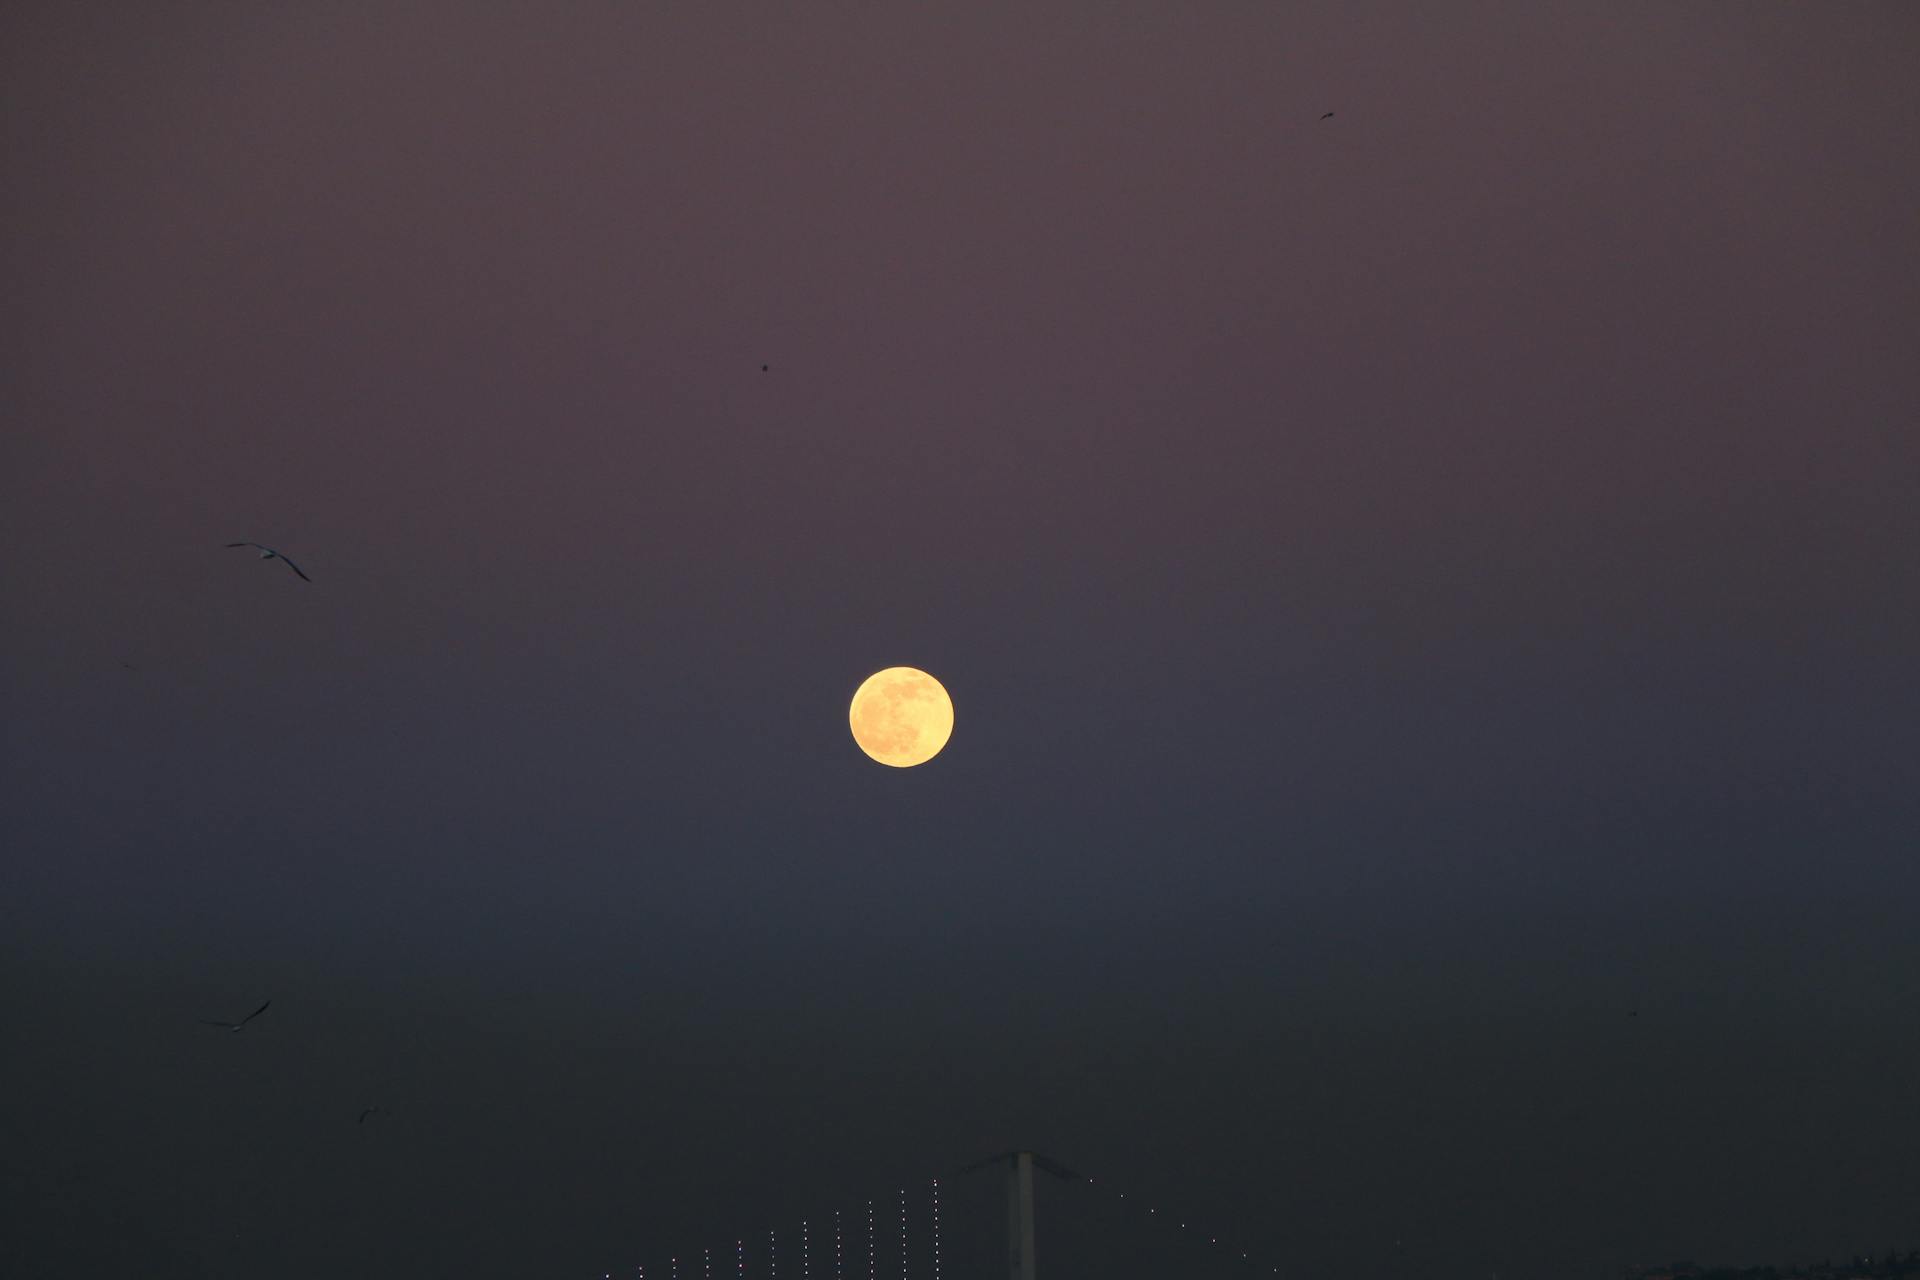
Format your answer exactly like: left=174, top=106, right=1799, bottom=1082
left=960, top=1150, right=1079, bottom=1280
left=1008, top=1152, right=1036, bottom=1280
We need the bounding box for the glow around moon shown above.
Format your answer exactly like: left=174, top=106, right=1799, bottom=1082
left=848, top=667, right=954, bottom=767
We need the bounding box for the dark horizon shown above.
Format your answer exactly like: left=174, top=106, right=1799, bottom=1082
left=3, top=3, right=1917, bottom=1277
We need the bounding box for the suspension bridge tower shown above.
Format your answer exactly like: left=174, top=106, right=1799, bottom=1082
left=962, top=1150, right=1079, bottom=1280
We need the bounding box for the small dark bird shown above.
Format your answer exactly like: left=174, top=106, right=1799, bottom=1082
left=225, top=542, right=310, bottom=582
left=120, top=662, right=139, bottom=671
left=201, top=999, right=271, bottom=1033
left=1629, top=1009, right=1639, bottom=1018
left=358, top=1106, right=382, bottom=1125
left=1320, top=111, right=1335, bottom=120
left=760, top=364, right=769, bottom=372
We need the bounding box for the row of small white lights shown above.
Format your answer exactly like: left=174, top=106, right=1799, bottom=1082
left=1084, top=1176, right=1281, bottom=1274
left=610, top=1180, right=940, bottom=1280
left=610, top=1171, right=1281, bottom=1278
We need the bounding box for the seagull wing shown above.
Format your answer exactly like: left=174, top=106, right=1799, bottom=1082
left=225, top=542, right=259, bottom=549
left=238, top=999, right=271, bottom=1025
left=280, top=557, right=311, bottom=582
left=200, top=1019, right=236, bottom=1028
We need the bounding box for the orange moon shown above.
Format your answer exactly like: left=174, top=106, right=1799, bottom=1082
left=848, top=667, right=954, bottom=767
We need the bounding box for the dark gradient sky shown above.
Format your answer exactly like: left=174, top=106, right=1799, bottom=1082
left=3, top=4, right=1917, bottom=1278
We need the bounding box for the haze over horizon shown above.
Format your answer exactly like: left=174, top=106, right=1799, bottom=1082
left=3, top=4, right=1916, bottom=1277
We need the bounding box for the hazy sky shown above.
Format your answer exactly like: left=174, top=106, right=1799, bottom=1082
left=3, top=4, right=1917, bottom=1278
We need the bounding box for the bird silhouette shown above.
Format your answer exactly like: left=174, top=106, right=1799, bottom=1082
left=225, top=542, right=310, bottom=582
left=358, top=1105, right=383, bottom=1125
left=201, top=999, right=271, bottom=1033
left=760, top=364, right=770, bottom=372
left=1320, top=111, right=1335, bottom=120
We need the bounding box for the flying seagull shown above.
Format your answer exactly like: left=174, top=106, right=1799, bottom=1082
left=1320, top=111, right=1335, bottom=120
left=201, top=999, right=271, bottom=1033
left=358, top=1105, right=383, bottom=1125
left=760, top=364, right=770, bottom=372
left=225, top=542, right=310, bottom=582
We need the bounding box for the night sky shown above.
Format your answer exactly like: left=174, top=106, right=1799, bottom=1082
left=3, top=4, right=1917, bottom=1278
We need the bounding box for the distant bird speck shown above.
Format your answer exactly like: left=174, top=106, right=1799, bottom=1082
left=120, top=662, right=139, bottom=671
left=201, top=999, right=271, bottom=1033
left=1320, top=111, right=1335, bottom=120
left=225, top=542, right=310, bottom=582
left=358, top=1105, right=382, bottom=1125
left=761, top=364, right=769, bottom=372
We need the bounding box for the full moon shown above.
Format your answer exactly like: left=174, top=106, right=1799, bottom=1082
left=848, top=667, right=954, bottom=767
